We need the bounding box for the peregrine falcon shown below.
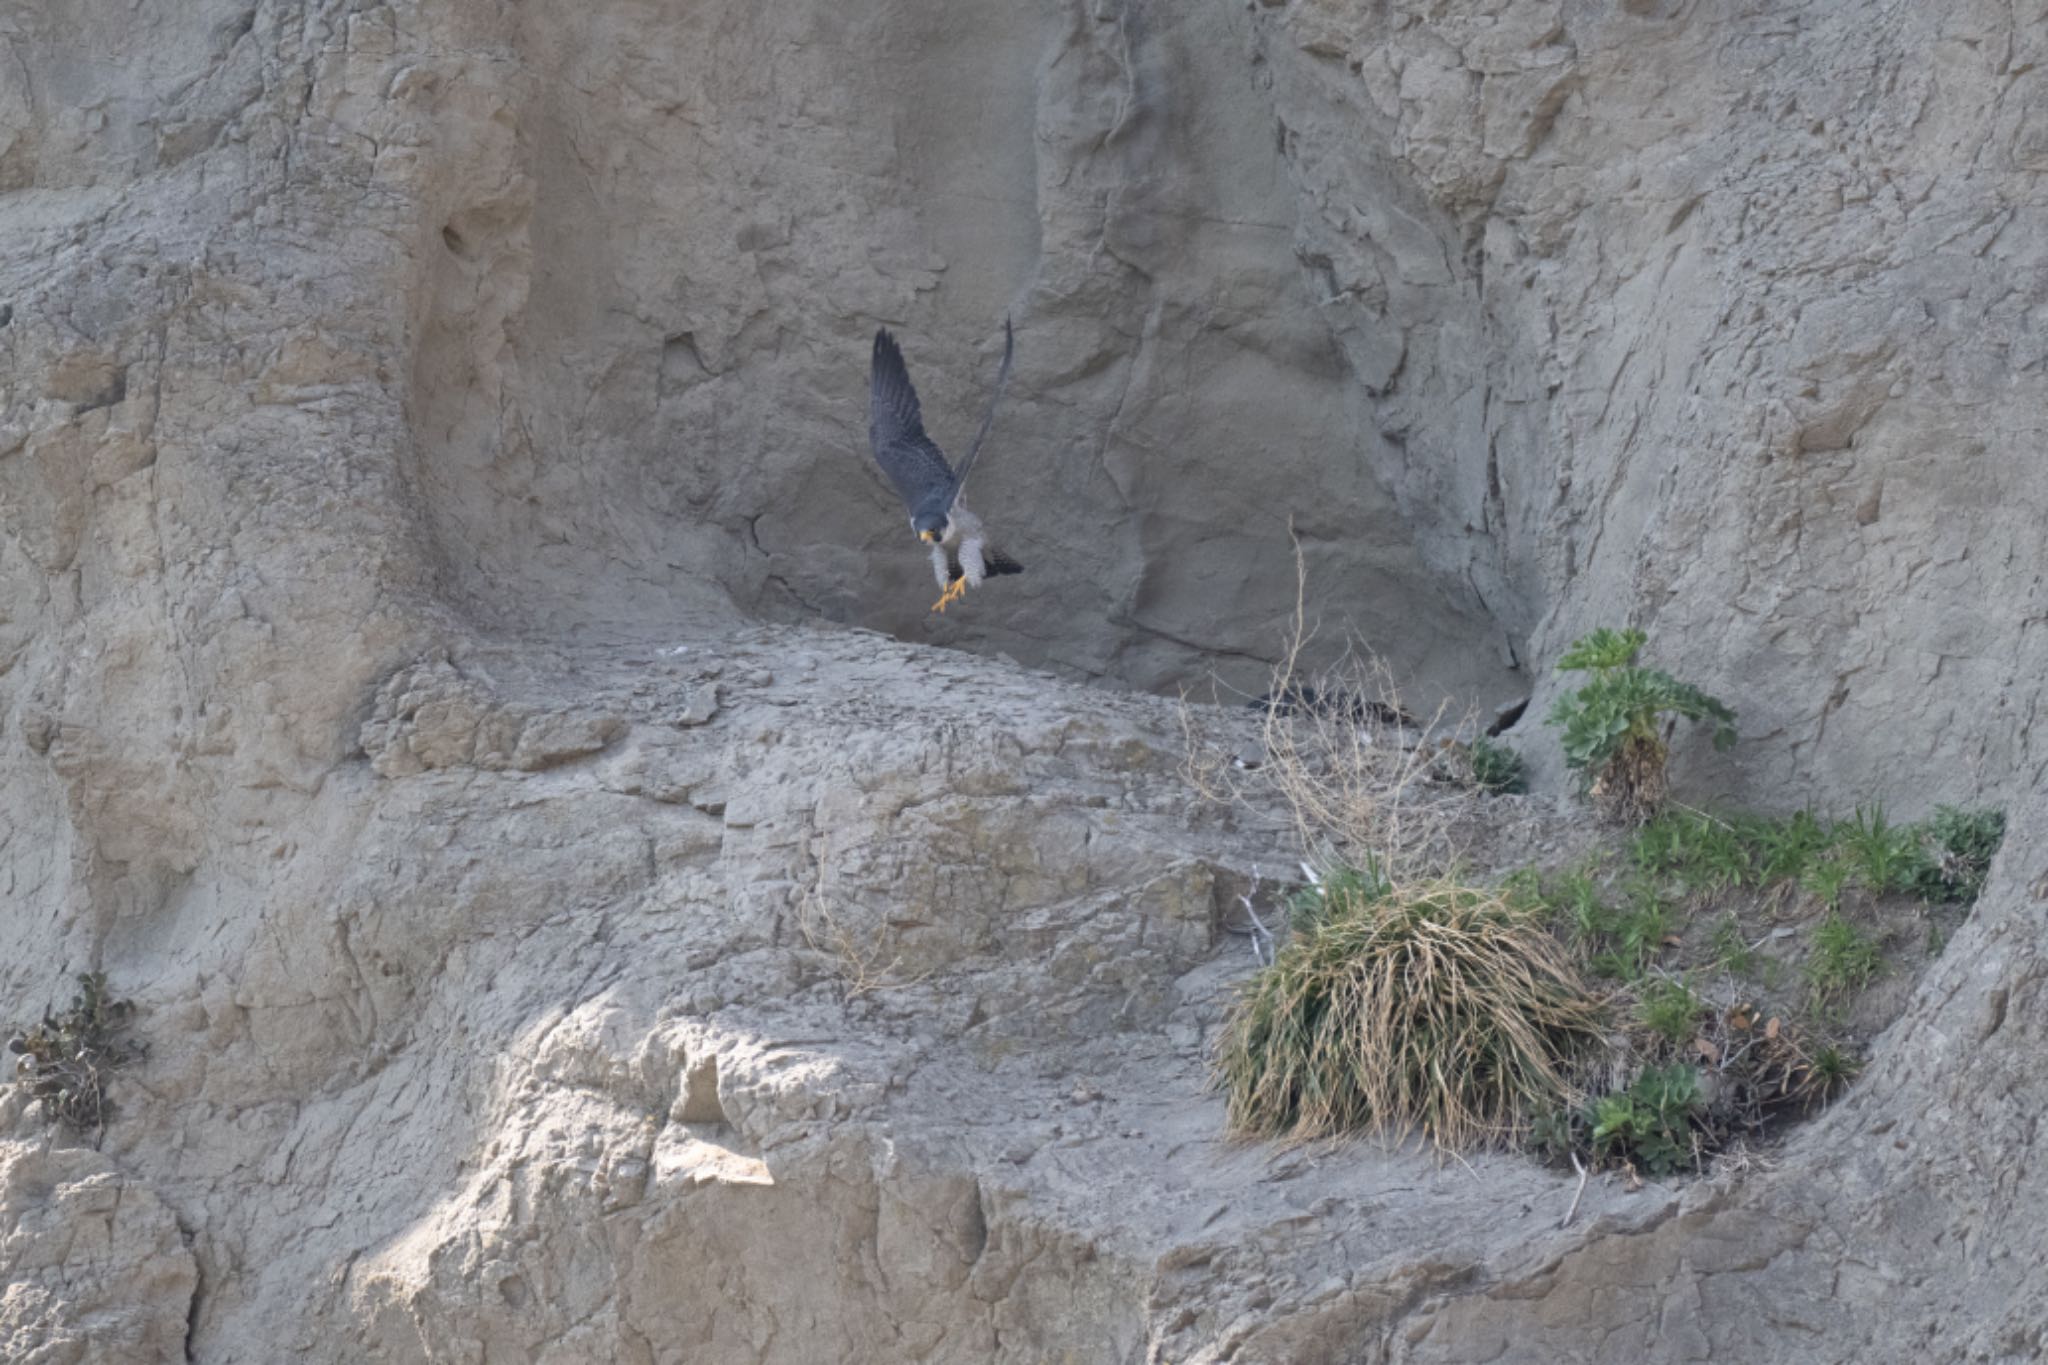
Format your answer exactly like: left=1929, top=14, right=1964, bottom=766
left=867, top=318, right=1022, bottom=613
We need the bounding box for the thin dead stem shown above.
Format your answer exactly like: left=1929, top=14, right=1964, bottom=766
left=1180, top=531, right=1475, bottom=884
left=797, top=889, right=931, bottom=1000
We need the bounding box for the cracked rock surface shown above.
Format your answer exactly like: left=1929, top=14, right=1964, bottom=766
left=4, top=0, right=2048, bottom=1361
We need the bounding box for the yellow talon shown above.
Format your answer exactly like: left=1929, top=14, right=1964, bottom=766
left=930, top=577, right=969, bottom=613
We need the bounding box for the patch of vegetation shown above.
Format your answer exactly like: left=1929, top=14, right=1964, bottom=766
left=1217, top=875, right=1607, bottom=1149
left=1805, top=911, right=1882, bottom=1009
left=1544, top=865, right=1611, bottom=946
left=1536, top=1064, right=1704, bottom=1178
left=1183, top=555, right=1995, bottom=1179
left=1629, top=807, right=1753, bottom=893
left=1589, top=1064, right=1703, bottom=1176
left=1483, top=797, right=2004, bottom=1173
left=1622, top=803, right=2004, bottom=916
left=1545, top=627, right=1737, bottom=824
left=1910, top=806, right=2007, bottom=905
left=1795, top=1043, right=1861, bottom=1111
left=1708, top=913, right=1763, bottom=977
left=1287, top=856, right=1392, bottom=935
left=1465, top=737, right=1526, bottom=795
left=1609, top=882, right=1677, bottom=978
left=1636, top=976, right=1704, bottom=1047
left=7, top=973, right=141, bottom=1142
left=1752, top=808, right=1831, bottom=885
left=1835, top=804, right=1929, bottom=895
left=1799, top=856, right=1853, bottom=913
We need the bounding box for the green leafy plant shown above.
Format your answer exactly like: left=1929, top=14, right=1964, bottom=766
left=1465, top=737, right=1526, bottom=795
left=8, top=973, right=141, bottom=1141
left=1910, top=806, right=2006, bottom=905
left=1805, top=911, right=1882, bottom=1008
left=1545, top=628, right=1737, bottom=824
left=1217, top=877, right=1608, bottom=1149
left=1636, top=976, right=1703, bottom=1047
left=1587, top=1064, right=1702, bottom=1176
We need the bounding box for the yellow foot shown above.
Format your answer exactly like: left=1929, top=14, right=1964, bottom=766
left=930, top=577, right=969, bottom=613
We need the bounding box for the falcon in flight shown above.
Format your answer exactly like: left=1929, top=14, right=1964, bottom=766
left=867, top=318, right=1021, bottom=613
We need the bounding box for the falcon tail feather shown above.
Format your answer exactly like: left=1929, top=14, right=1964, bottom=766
left=946, top=552, right=1024, bottom=582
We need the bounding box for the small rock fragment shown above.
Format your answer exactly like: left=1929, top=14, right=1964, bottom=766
left=677, top=683, right=722, bottom=727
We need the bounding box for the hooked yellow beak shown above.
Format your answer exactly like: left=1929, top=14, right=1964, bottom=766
left=919, top=529, right=941, bottom=543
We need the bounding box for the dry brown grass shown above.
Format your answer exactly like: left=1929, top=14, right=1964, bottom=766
left=1215, top=877, right=1607, bottom=1149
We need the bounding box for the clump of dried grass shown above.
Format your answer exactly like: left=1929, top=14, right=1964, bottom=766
left=1215, top=876, right=1606, bottom=1148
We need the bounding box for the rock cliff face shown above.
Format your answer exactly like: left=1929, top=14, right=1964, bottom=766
left=2, top=1, right=2045, bottom=1361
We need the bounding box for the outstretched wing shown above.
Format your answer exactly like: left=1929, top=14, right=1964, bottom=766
left=869, top=329, right=957, bottom=514
left=948, top=316, right=1014, bottom=495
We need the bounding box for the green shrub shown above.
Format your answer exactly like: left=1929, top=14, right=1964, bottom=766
left=1586, top=1064, right=1702, bottom=1176
left=8, top=973, right=141, bottom=1140
left=1545, top=628, right=1736, bottom=824
left=1217, top=877, right=1608, bottom=1149
left=1466, top=737, right=1526, bottom=795
left=1911, top=806, right=2006, bottom=905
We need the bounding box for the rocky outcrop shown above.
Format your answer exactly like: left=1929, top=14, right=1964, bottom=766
left=0, top=1139, right=198, bottom=1364
left=1250, top=0, right=2048, bottom=807
left=3, top=0, right=2046, bottom=1361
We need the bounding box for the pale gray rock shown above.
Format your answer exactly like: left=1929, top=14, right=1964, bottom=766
left=3, top=0, right=2047, bottom=1361
left=677, top=683, right=722, bottom=728
left=0, top=1138, right=199, bottom=1364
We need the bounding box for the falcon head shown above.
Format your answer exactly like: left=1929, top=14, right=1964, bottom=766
left=913, top=510, right=952, bottom=544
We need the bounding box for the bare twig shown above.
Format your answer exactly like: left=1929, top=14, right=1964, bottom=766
left=1230, top=864, right=1276, bottom=966
left=797, top=889, right=931, bottom=999
left=1562, top=1150, right=1590, bottom=1228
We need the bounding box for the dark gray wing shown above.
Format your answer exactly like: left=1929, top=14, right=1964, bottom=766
left=869, top=329, right=957, bottom=514
left=948, top=316, right=1014, bottom=496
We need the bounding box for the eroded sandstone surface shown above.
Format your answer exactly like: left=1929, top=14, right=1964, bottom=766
left=4, top=1, right=2046, bottom=1361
